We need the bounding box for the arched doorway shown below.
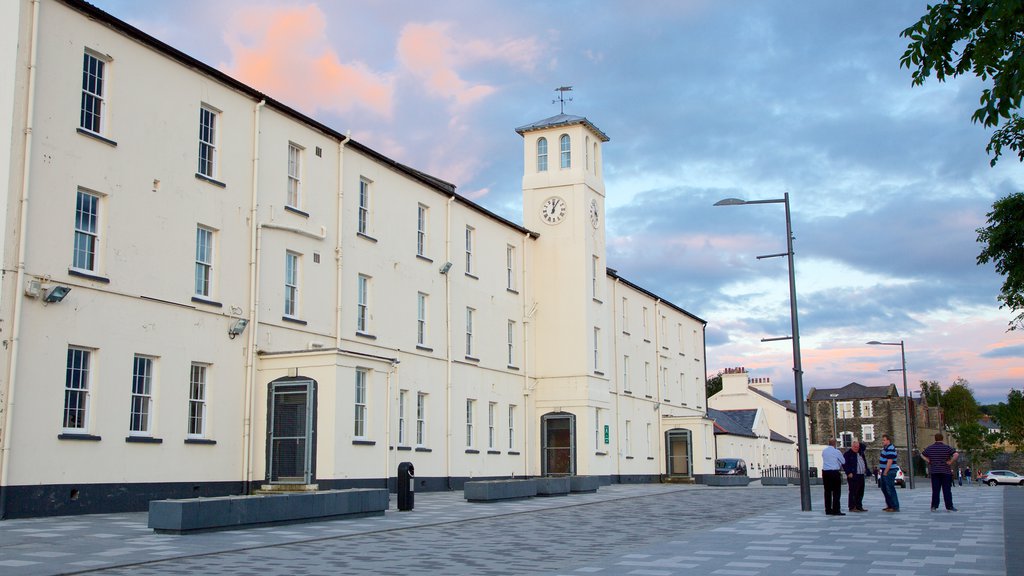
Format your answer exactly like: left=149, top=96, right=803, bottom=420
left=665, top=428, right=692, bottom=477
left=541, top=412, right=576, bottom=476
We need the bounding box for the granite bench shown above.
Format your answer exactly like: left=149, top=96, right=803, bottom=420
left=703, top=475, right=752, bottom=486
left=148, top=488, right=389, bottom=534
left=535, top=476, right=571, bottom=496
left=464, top=479, right=538, bottom=502
left=759, top=477, right=789, bottom=486
left=569, top=475, right=601, bottom=493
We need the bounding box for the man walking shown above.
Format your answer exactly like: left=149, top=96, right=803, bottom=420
left=922, top=432, right=959, bottom=512
left=879, top=434, right=900, bottom=512
left=843, top=440, right=869, bottom=512
left=821, top=439, right=846, bottom=516
left=965, top=466, right=972, bottom=485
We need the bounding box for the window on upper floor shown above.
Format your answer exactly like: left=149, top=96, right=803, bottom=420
left=417, top=292, right=428, bottom=346
left=398, top=390, right=408, bottom=445
left=63, top=347, right=92, bottom=432
left=284, top=251, right=300, bottom=318
left=195, top=226, right=215, bottom=298
left=585, top=135, right=590, bottom=170
left=287, top=143, right=302, bottom=209
left=506, top=245, right=516, bottom=291
left=642, top=306, right=650, bottom=340
left=465, top=226, right=475, bottom=275
left=357, top=274, right=370, bottom=334
left=73, top=189, right=100, bottom=272
left=593, top=327, right=601, bottom=373
left=417, top=204, right=428, bottom=257
left=860, top=400, right=873, bottom=418
left=836, top=401, right=854, bottom=419
left=537, top=137, right=548, bottom=172
left=197, top=105, right=219, bottom=179
left=622, top=355, right=630, bottom=392
left=465, top=307, right=475, bottom=357
left=592, top=255, right=600, bottom=299
left=621, top=297, right=629, bottom=333
left=839, top=431, right=854, bottom=448
left=644, top=361, right=651, bottom=396
left=560, top=134, right=571, bottom=168
left=862, top=424, right=875, bottom=442
left=507, top=320, right=516, bottom=367
left=80, top=51, right=107, bottom=135
left=488, top=402, right=497, bottom=450
left=358, top=178, right=371, bottom=236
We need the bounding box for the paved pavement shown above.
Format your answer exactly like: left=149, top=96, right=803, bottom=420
left=0, top=480, right=1016, bottom=575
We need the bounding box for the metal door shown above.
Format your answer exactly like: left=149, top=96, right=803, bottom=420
left=666, top=429, right=691, bottom=476
left=541, top=413, right=575, bottom=476
left=268, top=381, right=313, bottom=483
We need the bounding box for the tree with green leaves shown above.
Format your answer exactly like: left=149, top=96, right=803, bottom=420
left=919, top=380, right=942, bottom=406
left=994, top=388, right=1024, bottom=452
left=900, top=1, right=1024, bottom=166
left=949, top=421, right=1002, bottom=467
left=900, top=2, right=1024, bottom=330
left=941, top=377, right=980, bottom=428
left=706, top=371, right=723, bottom=398
left=976, top=192, right=1024, bottom=330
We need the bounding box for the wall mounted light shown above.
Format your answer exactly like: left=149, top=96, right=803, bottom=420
left=439, top=261, right=453, bottom=275
left=43, top=285, right=71, bottom=303
left=228, top=318, right=249, bottom=339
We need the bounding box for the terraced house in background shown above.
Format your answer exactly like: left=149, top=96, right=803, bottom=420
left=0, top=0, right=713, bottom=518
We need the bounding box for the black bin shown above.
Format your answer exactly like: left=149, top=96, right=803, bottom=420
left=398, top=462, right=415, bottom=511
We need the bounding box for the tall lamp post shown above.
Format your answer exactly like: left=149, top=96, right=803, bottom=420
left=867, top=340, right=915, bottom=490
left=715, top=193, right=812, bottom=512
left=829, top=393, right=840, bottom=442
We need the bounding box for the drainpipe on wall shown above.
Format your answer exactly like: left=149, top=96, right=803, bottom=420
left=612, top=278, right=622, bottom=480
left=335, top=132, right=350, bottom=350
left=0, top=0, right=40, bottom=520
left=444, top=196, right=454, bottom=489
left=520, top=231, right=532, bottom=478
left=654, top=299, right=664, bottom=477
left=241, top=99, right=265, bottom=496
left=385, top=358, right=398, bottom=486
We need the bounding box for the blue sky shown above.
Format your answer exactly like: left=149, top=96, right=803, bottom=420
left=88, top=0, right=1024, bottom=404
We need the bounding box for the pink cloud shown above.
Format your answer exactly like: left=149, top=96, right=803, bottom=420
left=222, top=5, right=393, bottom=118
left=396, top=22, right=540, bottom=107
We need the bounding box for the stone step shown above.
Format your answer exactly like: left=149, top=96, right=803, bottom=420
left=254, top=483, right=320, bottom=494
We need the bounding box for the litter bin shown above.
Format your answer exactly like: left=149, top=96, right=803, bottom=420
left=398, top=462, right=415, bottom=511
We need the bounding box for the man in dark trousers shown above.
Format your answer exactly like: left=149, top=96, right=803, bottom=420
left=821, top=439, right=846, bottom=516
left=843, top=439, right=869, bottom=512
left=921, top=432, right=959, bottom=511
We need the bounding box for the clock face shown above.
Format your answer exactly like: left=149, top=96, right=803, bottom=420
left=541, top=196, right=567, bottom=225
left=589, top=199, right=600, bottom=228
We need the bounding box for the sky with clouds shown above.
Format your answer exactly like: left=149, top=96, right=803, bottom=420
left=89, top=0, right=1024, bottom=404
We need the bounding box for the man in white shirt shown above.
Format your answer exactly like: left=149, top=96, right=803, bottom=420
left=821, top=439, right=846, bottom=516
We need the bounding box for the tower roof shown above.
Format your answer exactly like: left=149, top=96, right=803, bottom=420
left=515, top=113, right=610, bottom=142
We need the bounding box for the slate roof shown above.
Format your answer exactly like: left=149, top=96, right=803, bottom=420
left=807, top=382, right=896, bottom=401
left=770, top=430, right=795, bottom=444
left=749, top=386, right=798, bottom=413
left=514, top=113, right=611, bottom=142
left=707, top=408, right=757, bottom=438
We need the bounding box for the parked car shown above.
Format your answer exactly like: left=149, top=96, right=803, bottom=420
left=893, top=465, right=906, bottom=488
left=981, top=470, right=1024, bottom=486
left=715, top=458, right=747, bottom=476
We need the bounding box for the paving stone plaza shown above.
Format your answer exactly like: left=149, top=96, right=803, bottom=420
left=1, top=482, right=1019, bottom=575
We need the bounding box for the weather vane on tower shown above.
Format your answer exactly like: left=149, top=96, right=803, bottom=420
left=553, top=86, right=573, bottom=114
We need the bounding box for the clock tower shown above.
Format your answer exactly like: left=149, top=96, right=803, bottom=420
left=517, top=113, right=611, bottom=476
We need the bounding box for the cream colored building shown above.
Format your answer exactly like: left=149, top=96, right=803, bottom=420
left=708, top=367, right=806, bottom=474
left=0, top=0, right=713, bottom=518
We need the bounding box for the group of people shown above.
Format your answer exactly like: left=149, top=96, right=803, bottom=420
left=820, top=432, right=960, bottom=515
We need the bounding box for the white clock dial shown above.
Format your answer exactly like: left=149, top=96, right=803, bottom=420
left=541, top=196, right=567, bottom=225
left=589, top=199, right=600, bottom=228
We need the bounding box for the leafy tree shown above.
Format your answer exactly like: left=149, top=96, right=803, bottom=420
left=919, top=380, right=942, bottom=406
left=941, top=377, right=981, bottom=428
left=901, top=3, right=1024, bottom=330
left=900, top=1, right=1024, bottom=166
left=949, top=421, right=1002, bottom=467
left=976, top=192, right=1024, bottom=330
left=706, top=371, right=723, bottom=398
left=994, top=388, right=1024, bottom=452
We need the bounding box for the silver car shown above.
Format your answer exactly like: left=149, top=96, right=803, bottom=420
left=981, top=470, right=1024, bottom=486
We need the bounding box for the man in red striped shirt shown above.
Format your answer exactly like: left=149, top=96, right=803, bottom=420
left=921, top=432, right=959, bottom=512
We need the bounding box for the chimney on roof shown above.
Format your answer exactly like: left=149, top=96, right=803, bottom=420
left=749, top=376, right=772, bottom=395
left=721, top=368, right=749, bottom=395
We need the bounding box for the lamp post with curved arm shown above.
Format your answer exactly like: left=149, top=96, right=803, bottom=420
left=714, top=193, right=811, bottom=512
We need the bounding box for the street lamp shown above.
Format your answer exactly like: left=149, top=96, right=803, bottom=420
left=829, top=393, right=840, bottom=443
left=714, top=193, right=812, bottom=512
left=867, top=339, right=915, bottom=490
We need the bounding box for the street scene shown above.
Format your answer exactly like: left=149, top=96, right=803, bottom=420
left=0, top=483, right=1018, bottom=575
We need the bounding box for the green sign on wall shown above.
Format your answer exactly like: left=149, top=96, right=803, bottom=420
left=604, top=425, right=610, bottom=444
